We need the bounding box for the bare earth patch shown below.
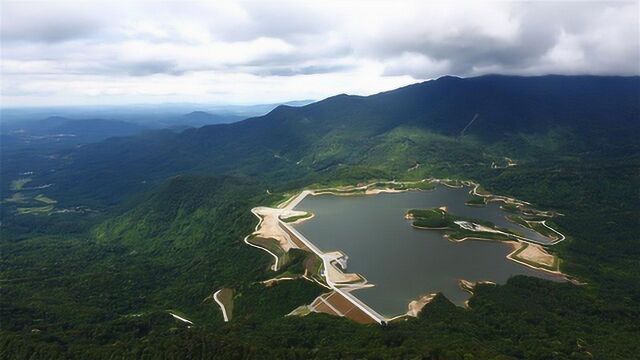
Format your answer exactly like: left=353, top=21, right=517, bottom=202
left=364, top=188, right=404, bottom=195
left=252, top=207, right=309, bottom=251
left=514, top=243, right=555, bottom=268
left=213, top=288, right=234, bottom=322
left=246, top=180, right=568, bottom=325
left=324, top=251, right=365, bottom=284
left=406, top=293, right=437, bottom=318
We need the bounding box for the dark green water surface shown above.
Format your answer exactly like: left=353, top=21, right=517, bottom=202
left=293, top=186, right=563, bottom=318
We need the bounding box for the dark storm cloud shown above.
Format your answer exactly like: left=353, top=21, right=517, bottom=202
left=205, top=1, right=338, bottom=42
left=374, top=1, right=639, bottom=77
left=1, top=2, right=106, bottom=43
left=1, top=0, right=638, bottom=106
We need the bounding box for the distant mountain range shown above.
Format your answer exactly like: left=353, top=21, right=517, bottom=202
left=4, top=75, right=639, bottom=206
left=0, top=100, right=318, bottom=149
left=0, top=99, right=316, bottom=125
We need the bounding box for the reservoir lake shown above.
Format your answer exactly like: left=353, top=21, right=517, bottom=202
left=292, top=186, right=563, bottom=318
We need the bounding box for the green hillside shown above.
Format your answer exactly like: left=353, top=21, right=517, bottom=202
left=15, top=75, right=636, bottom=206
left=2, top=75, right=639, bottom=359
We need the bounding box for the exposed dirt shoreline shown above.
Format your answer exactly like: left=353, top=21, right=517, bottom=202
left=244, top=178, right=569, bottom=324
left=309, top=179, right=567, bottom=273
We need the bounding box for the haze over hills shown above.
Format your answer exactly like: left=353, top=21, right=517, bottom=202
left=13, top=75, right=637, bottom=206
left=0, top=100, right=316, bottom=156
left=0, top=100, right=316, bottom=125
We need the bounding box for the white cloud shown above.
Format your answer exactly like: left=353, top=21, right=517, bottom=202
left=1, top=0, right=638, bottom=106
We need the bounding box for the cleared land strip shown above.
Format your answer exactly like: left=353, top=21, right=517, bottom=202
left=169, top=312, right=194, bottom=325
left=310, top=291, right=378, bottom=324
left=213, top=289, right=233, bottom=322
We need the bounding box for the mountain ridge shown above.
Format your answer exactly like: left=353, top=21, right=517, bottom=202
left=3, top=74, right=639, bottom=359
left=11, top=74, right=640, bottom=206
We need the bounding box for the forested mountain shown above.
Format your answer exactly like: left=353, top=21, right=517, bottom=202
left=2, top=75, right=639, bottom=359
left=13, top=75, right=638, bottom=206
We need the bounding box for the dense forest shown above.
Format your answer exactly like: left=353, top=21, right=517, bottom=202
left=2, top=75, right=639, bottom=359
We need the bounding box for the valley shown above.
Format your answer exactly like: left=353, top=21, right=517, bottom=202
left=2, top=75, right=638, bottom=359
left=2, top=0, right=639, bottom=356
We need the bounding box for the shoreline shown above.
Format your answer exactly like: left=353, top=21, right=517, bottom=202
left=312, top=180, right=570, bottom=279
left=281, top=212, right=315, bottom=225
left=244, top=178, right=569, bottom=323
left=247, top=188, right=389, bottom=323
left=444, top=235, right=565, bottom=276
left=277, top=211, right=388, bottom=324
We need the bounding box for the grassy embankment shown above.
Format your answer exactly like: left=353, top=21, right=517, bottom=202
left=246, top=235, right=290, bottom=269
left=407, top=208, right=516, bottom=241
left=281, top=213, right=313, bottom=223
left=369, top=181, right=437, bottom=191
left=465, top=194, right=487, bottom=207
left=268, top=249, right=324, bottom=282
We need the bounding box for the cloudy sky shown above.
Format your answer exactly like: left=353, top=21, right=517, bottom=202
left=1, top=0, right=639, bottom=107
